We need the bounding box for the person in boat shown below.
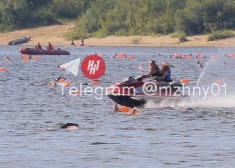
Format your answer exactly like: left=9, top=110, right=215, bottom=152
left=154, top=62, right=172, bottom=82
left=35, top=42, right=42, bottom=50
left=140, top=60, right=162, bottom=79
left=80, top=38, right=84, bottom=46
left=71, top=40, right=75, bottom=46
left=46, top=42, right=55, bottom=50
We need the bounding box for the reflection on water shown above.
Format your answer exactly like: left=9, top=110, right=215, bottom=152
left=0, top=46, right=235, bottom=167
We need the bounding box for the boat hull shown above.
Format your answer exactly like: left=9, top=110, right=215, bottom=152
left=108, top=94, right=187, bottom=107
left=20, top=48, right=70, bottom=55
left=8, top=36, right=31, bottom=45
left=108, top=95, right=146, bottom=108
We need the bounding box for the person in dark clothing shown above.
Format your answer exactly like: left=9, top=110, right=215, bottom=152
left=80, top=38, right=84, bottom=46
left=35, top=42, right=42, bottom=50
left=71, top=40, right=75, bottom=46
left=141, top=60, right=162, bottom=79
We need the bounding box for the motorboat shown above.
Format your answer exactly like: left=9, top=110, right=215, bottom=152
left=8, top=36, right=31, bottom=45
left=20, top=47, right=70, bottom=55
left=107, top=76, right=187, bottom=107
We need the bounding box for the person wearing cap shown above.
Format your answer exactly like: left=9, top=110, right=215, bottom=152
left=141, top=60, right=161, bottom=79
left=154, top=62, right=172, bottom=82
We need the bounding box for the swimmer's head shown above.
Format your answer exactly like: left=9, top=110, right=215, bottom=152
left=112, top=104, right=119, bottom=112
left=60, top=123, right=79, bottom=129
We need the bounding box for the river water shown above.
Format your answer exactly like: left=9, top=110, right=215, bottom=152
left=0, top=45, right=235, bottom=168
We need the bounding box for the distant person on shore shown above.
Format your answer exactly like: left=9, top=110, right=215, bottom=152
left=71, top=40, right=75, bottom=46
left=35, top=42, right=42, bottom=50
left=46, top=42, right=54, bottom=50
left=80, top=38, right=84, bottom=46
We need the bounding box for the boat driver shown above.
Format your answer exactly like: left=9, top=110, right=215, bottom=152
left=141, top=60, right=162, bottom=79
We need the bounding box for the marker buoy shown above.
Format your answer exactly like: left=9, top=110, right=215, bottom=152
left=91, top=80, right=100, bottom=85
left=121, top=52, right=126, bottom=56
left=72, top=90, right=80, bottom=95
left=129, top=55, right=136, bottom=59
left=33, top=56, right=39, bottom=60
left=181, top=79, right=190, bottom=84
left=0, top=67, right=7, bottom=72
left=215, top=80, right=224, bottom=85
left=60, top=123, right=79, bottom=129
left=119, top=106, right=131, bottom=112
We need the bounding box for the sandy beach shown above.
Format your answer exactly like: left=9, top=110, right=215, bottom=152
left=0, top=23, right=235, bottom=47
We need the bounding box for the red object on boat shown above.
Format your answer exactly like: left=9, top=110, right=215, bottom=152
left=19, top=48, right=70, bottom=55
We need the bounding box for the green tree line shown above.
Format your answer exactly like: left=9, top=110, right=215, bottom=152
left=1, top=0, right=235, bottom=39
left=0, top=0, right=93, bottom=31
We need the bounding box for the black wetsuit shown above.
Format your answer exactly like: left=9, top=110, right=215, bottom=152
left=151, top=65, right=162, bottom=77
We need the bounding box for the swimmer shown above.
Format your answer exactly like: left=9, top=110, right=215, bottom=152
left=60, top=123, right=79, bottom=129
left=199, top=63, right=203, bottom=68
left=112, top=53, right=117, bottom=58
left=182, top=108, right=194, bottom=112
left=5, top=56, right=11, bottom=61
left=55, top=76, right=67, bottom=82
left=48, top=76, right=70, bottom=87
left=48, top=81, right=55, bottom=87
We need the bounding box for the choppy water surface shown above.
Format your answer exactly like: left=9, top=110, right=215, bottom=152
left=0, top=45, right=235, bottom=168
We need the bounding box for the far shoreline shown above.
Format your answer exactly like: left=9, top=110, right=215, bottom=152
left=1, top=44, right=235, bottom=48
left=2, top=43, right=235, bottom=48
left=0, top=24, right=235, bottom=48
